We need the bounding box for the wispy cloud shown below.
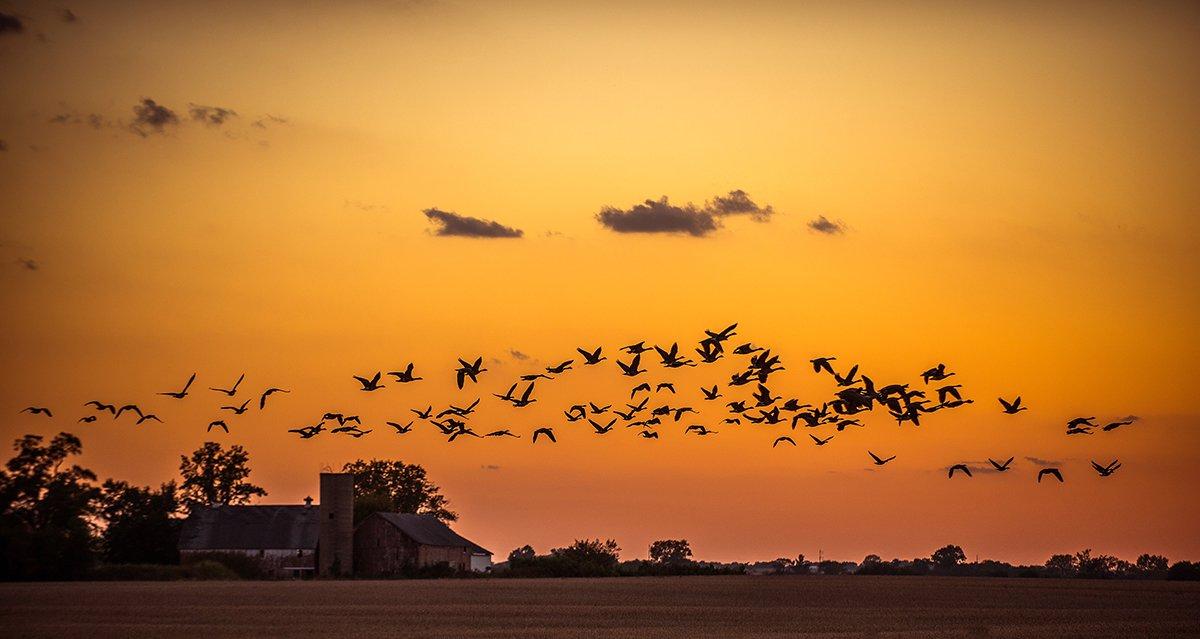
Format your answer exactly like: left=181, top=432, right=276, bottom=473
left=423, top=207, right=523, bottom=238
left=60, top=9, right=78, bottom=23
left=130, top=98, right=180, bottom=137
left=481, top=464, right=501, bottom=471
left=1024, top=456, right=1062, bottom=467
left=0, top=13, right=24, bottom=36
left=188, top=104, right=238, bottom=126
left=16, top=258, right=39, bottom=271
left=508, top=349, right=531, bottom=361
left=807, top=215, right=846, bottom=235
left=706, top=189, right=774, bottom=221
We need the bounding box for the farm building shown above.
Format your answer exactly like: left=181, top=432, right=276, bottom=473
left=178, top=472, right=492, bottom=578
left=354, top=512, right=493, bottom=576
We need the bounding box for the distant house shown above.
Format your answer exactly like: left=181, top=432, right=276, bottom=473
left=177, top=501, right=320, bottom=579
left=354, top=512, right=493, bottom=576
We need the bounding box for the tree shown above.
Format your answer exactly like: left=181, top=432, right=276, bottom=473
left=0, top=433, right=101, bottom=579
left=1167, top=561, right=1200, bottom=581
left=550, top=538, right=621, bottom=576
left=930, top=544, right=966, bottom=571
left=342, top=459, right=456, bottom=524
left=508, top=544, right=536, bottom=563
left=1045, top=553, right=1076, bottom=577
left=99, top=479, right=182, bottom=565
left=178, top=442, right=266, bottom=513
left=648, top=539, right=693, bottom=565
left=1136, top=554, right=1168, bottom=575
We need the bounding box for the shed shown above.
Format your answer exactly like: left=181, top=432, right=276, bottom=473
left=178, top=504, right=319, bottom=578
left=354, top=512, right=492, bottom=575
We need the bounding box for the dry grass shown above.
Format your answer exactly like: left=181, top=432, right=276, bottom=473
left=2, top=576, right=1198, bottom=638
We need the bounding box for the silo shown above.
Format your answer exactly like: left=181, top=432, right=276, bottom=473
left=318, top=472, right=354, bottom=577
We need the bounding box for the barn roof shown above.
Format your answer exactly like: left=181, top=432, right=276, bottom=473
left=372, top=513, right=491, bottom=555
left=178, top=505, right=319, bottom=551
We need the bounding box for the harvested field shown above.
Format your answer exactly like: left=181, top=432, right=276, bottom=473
left=2, top=576, right=1198, bottom=638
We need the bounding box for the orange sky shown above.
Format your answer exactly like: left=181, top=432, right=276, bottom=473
left=1, top=0, right=1198, bottom=565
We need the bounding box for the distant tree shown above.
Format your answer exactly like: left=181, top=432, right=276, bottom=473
left=1074, top=549, right=1119, bottom=579
left=862, top=554, right=882, bottom=566
left=342, top=459, right=457, bottom=524
left=648, top=539, right=693, bottom=565
left=550, top=539, right=621, bottom=577
left=178, top=442, right=266, bottom=513
left=817, top=560, right=847, bottom=575
left=930, top=544, right=966, bottom=571
left=1136, top=554, right=1169, bottom=575
left=508, top=545, right=536, bottom=563
left=0, top=433, right=101, bottom=579
left=99, top=479, right=182, bottom=565
left=1167, top=561, right=1200, bottom=581
left=1045, top=553, right=1077, bottom=577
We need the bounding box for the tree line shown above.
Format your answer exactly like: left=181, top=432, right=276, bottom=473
left=1, top=432, right=1195, bottom=581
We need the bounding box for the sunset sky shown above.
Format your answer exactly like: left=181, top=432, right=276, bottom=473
left=1, top=0, right=1198, bottom=565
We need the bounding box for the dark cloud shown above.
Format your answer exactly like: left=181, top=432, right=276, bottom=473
left=1024, top=456, right=1062, bottom=467
left=508, top=349, right=530, bottom=361
left=0, top=140, right=7, bottom=152
left=130, top=98, right=179, bottom=137
left=188, top=104, right=238, bottom=126
left=0, top=13, right=24, bottom=35
left=16, top=258, right=38, bottom=271
left=423, top=207, right=523, bottom=238
left=481, top=464, right=501, bottom=471
left=807, top=215, right=846, bottom=235
left=706, top=189, right=774, bottom=221
left=61, top=9, right=78, bottom=23
left=596, top=197, right=719, bottom=237
left=48, top=111, right=108, bottom=129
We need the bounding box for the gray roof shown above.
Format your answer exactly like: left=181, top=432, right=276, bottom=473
left=178, top=505, right=319, bottom=551
left=372, top=513, right=491, bottom=555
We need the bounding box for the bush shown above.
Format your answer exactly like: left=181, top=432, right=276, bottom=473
left=180, top=552, right=267, bottom=579
left=87, top=561, right=238, bottom=581
left=1167, top=561, right=1200, bottom=581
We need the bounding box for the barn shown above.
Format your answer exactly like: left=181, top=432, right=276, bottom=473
left=354, top=512, right=493, bottom=576
left=178, top=472, right=493, bottom=578
left=178, top=472, right=355, bottom=578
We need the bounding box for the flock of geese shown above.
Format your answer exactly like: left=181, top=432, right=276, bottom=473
left=18, top=323, right=1134, bottom=482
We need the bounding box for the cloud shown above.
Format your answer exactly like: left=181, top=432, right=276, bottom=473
left=596, top=197, right=719, bottom=237
left=706, top=189, right=774, bottom=221
left=16, top=258, right=38, bottom=271
left=48, top=111, right=108, bottom=129
left=807, top=215, right=846, bottom=235
left=188, top=104, right=238, bottom=126
left=130, top=98, right=179, bottom=137
left=508, top=349, right=530, bottom=361
left=1024, top=456, right=1062, bottom=467
left=423, top=207, right=523, bottom=238
left=61, top=9, right=78, bottom=23
left=481, top=464, right=501, bottom=471
left=0, top=13, right=24, bottom=36
left=345, top=199, right=388, bottom=213
left=0, top=140, right=7, bottom=152
left=252, top=114, right=288, bottom=129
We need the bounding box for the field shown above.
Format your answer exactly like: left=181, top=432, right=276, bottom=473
left=2, top=576, right=1198, bottom=638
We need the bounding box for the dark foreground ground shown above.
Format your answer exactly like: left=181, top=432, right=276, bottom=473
left=2, top=576, right=1198, bottom=638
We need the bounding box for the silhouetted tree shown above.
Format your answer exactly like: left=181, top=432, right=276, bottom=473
left=1045, top=553, right=1076, bottom=577
left=649, top=539, right=693, bottom=565
left=99, top=479, right=182, bottom=565
left=930, top=544, right=966, bottom=571
left=0, top=433, right=101, bottom=579
left=508, top=544, right=536, bottom=562
left=550, top=539, right=621, bottom=577
left=1167, top=561, right=1200, bottom=581
left=1136, top=554, right=1168, bottom=575
left=178, top=442, right=266, bottom=513
left=1074, top=549, right=1120, bottom=579
left=342, top=459, right=457, bottom=524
